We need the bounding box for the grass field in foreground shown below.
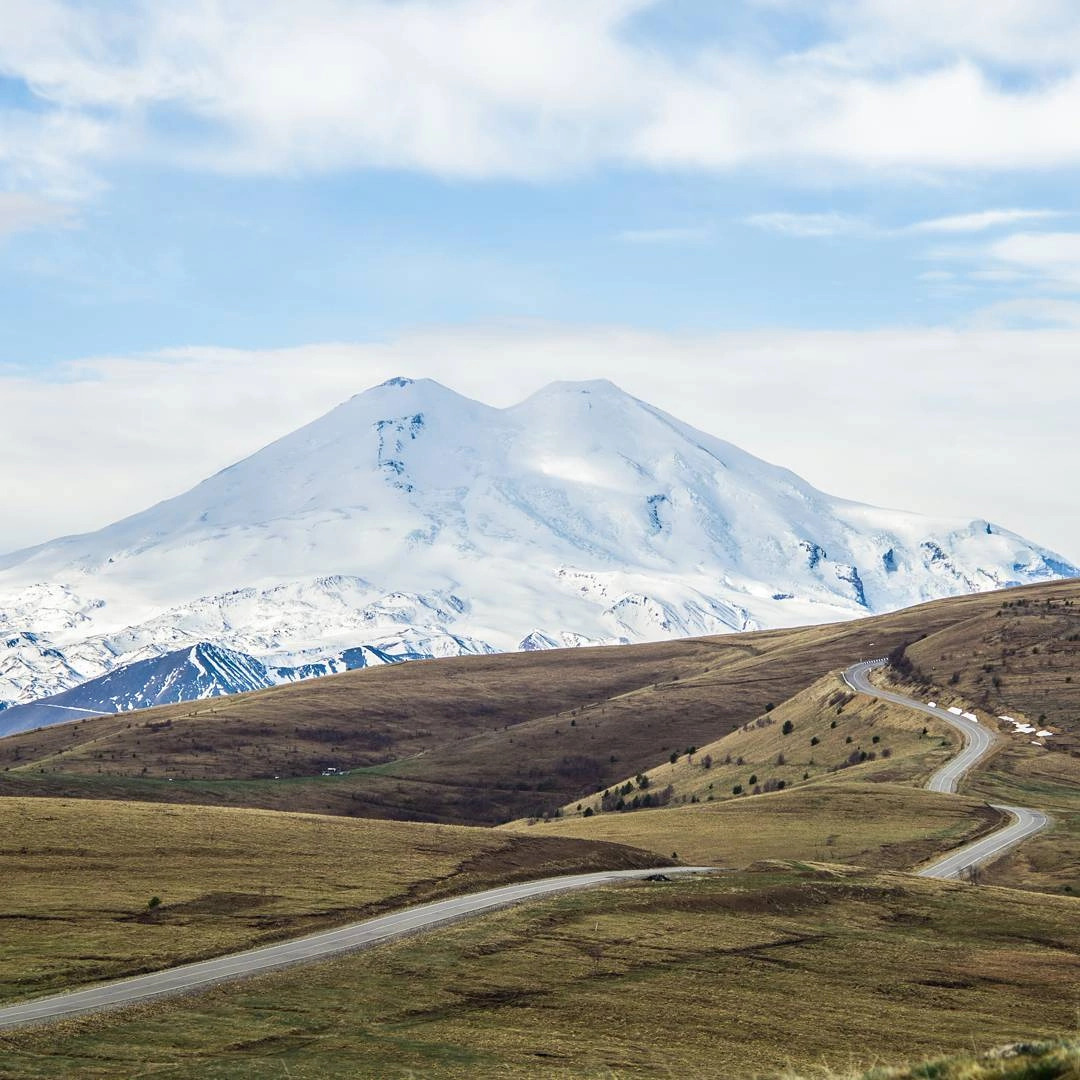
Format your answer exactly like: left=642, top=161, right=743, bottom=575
left=506, top=782, right=1003, bottom=870
left=0, top=797, right=664, bottom=1006
left=3, top=863, right=1077, bottom=1079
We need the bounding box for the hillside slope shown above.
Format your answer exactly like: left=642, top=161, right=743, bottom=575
left=3, top=580, right=1076, bottom=826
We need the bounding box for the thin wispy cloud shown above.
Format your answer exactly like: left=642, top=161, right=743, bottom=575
left=970, top=297, right=1080, bottom=329
left=985, top=231, right=1080, bottom=290
left=747, top=208, right=1066, bottom=241
left=742, top=212, right=871, bottom=238
left=969, top=267, right=1029, bottom=282
left=908, top=209, right=1066, bottom=233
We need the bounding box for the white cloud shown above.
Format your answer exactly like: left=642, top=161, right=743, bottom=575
left=2, top=325, right=1078, bottom=564
left=970, top=297, right=1080, bottom=328
left=908, top=209, right=1066, bottom=234
left=808, top=0, right=1080, bottom=70
left=968, top=267, right=1029, bottom=282
left=743, top=212, right=870, bottom=238
left=4, top=1, right=1080, bottom=199
left=986, top=231, right=1080, bottom=290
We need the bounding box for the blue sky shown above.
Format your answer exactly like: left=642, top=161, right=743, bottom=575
left=3, top=0, right=1080, bottom=363
left=9, top=165, right=1053, bottom=364
left=1, top=0, right=1080, bottom=557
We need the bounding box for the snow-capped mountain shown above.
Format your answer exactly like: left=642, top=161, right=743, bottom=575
left=0, top=640, right=415, bottom=737
left=0, top=376, right=1075, bottom=720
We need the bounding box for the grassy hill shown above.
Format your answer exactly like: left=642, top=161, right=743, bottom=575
left=539, top=670, right=961, bottom=820
left=3, top=579, right=1077, bottom=825
left=3, top=863, right=1076, bottom=1079
left=507, top=783, right=1004, bottom=872
left=0, top=797, right=666, bottom=1007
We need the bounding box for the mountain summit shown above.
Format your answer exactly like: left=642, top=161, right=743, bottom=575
left=0, top=377, right=1074, bottom=712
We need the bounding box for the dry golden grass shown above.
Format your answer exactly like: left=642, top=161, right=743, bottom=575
left=0, top=796, right=665, bottom=1006
left=3, top=864, right=1077, bottom=1079
left=507, top=783, right=1003, bottom=871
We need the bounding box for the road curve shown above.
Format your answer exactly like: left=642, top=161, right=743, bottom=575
left=913, top=804, right=1050, bottom=880
left=842, top=659, right=1048, bottom=880
left=843, top=659, right=997, bottom=794
left=0, top=866, right=714, bottom=1031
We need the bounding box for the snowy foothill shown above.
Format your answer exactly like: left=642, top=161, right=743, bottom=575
left=0, top=377, right=1076, bottom=724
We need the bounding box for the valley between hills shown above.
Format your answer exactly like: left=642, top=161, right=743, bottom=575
left=0, top=578, right=1077, bottom=1077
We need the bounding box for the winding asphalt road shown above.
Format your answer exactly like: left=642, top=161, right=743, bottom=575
left=843, top=659, right=1049, bottom=880
left=0, top=866, right=713, bottom=1031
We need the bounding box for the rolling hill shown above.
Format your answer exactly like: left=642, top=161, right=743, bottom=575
left=2, top=579, right=1077, bottom=831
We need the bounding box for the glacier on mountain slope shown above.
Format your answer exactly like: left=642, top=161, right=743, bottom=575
left=0, top=376, right=1074, bottom=718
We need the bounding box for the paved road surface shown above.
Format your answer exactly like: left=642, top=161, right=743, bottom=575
left=0, top=866, right=713, bottom=1031
left=843, top=658, right=1049, bottom=880
left=913, top=803, right=1050, bottom=879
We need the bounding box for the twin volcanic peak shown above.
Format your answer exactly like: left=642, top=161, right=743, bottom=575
left=0, top=376, right=1074, bottom=718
